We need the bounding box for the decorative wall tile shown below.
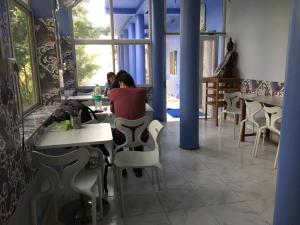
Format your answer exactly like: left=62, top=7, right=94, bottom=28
left=34, top=18, right=60, bottom=105
left=241, top=79, right=284, bottom=97
left=0, top=1, right=27, bottom=224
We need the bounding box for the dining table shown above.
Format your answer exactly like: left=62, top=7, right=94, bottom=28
left=240, top=94, right=284, bottom=141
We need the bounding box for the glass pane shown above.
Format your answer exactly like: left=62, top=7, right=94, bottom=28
left=75, top=45, right=113, bottom=86
left=113, top=0, right=150, bottom=39
left=9, top=3, right=37, bottom=111
left=72, top=0, right=111, bottom=39
left=166, top=35, right=180, bottom=108
left=114, top=44, right=150, bottom=85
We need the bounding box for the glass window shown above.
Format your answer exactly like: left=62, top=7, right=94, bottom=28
left=75, top=45, right=113, bottom=86
left=9, top=2, right=38, bottom=111
left=114, top=44, right=150, bottom=85
left=72, top=0, right=152, bottom=87
left=72, top=0, right=111, bottom=39
left=112, top=0, right=150, bottom=39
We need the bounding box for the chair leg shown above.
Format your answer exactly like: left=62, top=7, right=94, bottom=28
left=91, top=196, right=97, bottom=225
left=118, top=168, right=125, bottom=217
left=53, top=194, right=58, bottom=223
left=97, top=173, right=103, bottom=219
left=252, top=129, right=261, bottom=158
left=218, top=112, right=223, bottom=132
left=238, top=120, right=246, bottom=147
left=233, top=114, right=236, bottom=139
left=253, top=128, right=263, bottom=158
left=31, top=197, right=38, bottom=225
left=274, top=142, right=280, bottom=169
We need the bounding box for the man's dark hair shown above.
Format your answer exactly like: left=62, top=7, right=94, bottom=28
left=118, top=72, right=136, bottom=87
left=116, top=70, right=128, bottom=78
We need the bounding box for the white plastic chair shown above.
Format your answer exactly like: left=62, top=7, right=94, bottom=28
left=219, top=91, right=242, bottom=138
left=31, top=148, right=103, bottom=225
left=238, top=100, right=265, bottom=146
left=113, top=118, right=164, bottom=216
left=252, top=105, right=282, bottom=169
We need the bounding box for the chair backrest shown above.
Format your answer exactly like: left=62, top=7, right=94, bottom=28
left=32, top=148, right=90, bottom=194
left=263, top=105, right=282, bottom=132
left=114, top=116, right=149, bottom=149
left=224, top=92, right=242, bottom=112
left=245, top=100, right=263, bottom=123
left=148, top=120, right=164, bottom=159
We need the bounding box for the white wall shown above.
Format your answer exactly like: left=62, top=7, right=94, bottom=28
left=226, top=0, right=291, bottom=82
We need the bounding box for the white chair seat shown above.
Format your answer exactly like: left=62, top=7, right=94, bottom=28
left=114, top=150, right=161, bottom=168
left=75, top=170, right=99, bottom=195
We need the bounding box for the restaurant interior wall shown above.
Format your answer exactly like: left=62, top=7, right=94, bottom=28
left=225, top=0, right=290, bottom=83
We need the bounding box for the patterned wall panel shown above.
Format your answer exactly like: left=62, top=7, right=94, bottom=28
left=34, top=18, right=60, bottom=104
left=61, top=36, right=75, bottom=91
left=0, top=1, right=29, bottom=224
left=241, top=79, right=284, bottom=97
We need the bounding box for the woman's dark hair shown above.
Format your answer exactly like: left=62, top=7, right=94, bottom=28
left=107, top=72, right=116, bottom=79
left=118, top=72, right=136, bottom=87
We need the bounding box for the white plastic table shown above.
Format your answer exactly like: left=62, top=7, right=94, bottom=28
left=35, top=123, right=113, bottom=150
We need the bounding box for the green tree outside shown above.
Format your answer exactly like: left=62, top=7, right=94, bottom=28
left=9, top=2, right=36, bottom=110
left=72, top=0, right=110, bottom=85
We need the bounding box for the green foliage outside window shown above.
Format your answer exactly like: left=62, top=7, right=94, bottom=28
left=9, top=2, right=37, bottom=111
left=72, top=0, right=110, bottom=85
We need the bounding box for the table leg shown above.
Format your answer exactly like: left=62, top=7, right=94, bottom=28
left=241, top=99, right=246, bottom=142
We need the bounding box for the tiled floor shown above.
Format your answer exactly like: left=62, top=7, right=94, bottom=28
left=50, top=119, right=276, bottom=225
left=98, top=119, right=277, bottom=225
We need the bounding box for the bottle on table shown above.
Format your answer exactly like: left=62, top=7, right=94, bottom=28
left=94, top=84, right=102, bottom=111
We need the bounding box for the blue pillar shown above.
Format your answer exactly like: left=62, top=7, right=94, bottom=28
left=152, top=0, right=166, bottom=121
left=274, top=1, right=300, bottom=224
left=179, top=0, right=200, bottom=149
left=123, top=30, right=129, bottom=72
left=135, top=14, right=146, bottom=84
left=128, top=23, right=136, bottom=81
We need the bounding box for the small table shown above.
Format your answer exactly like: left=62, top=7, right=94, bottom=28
left=35, top=123, right=113, bottom=224
left=240, top=95, right=284, bottom=141
left=35, top=123, right=113, bottom=149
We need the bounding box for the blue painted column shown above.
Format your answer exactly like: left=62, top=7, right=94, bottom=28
left=123, top=30, right=129, bottom=72
left=179, top=0, right=200, bottom=149
left=152, top=0, right=166, bottom=121
left=273, top=1, right=300, bottom=224
left=128, top=23, right=136, bottom=81
left=135, top=14, right=146, bottom=84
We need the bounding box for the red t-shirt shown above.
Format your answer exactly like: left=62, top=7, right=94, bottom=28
left=109, top=88, right=146, bottom=120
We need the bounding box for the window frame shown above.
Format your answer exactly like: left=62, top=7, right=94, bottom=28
left=7, top=0, right=41, bottom=115
left=71, top=0, right=152, bottom=89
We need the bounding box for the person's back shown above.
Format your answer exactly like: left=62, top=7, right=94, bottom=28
left=109, top=88, right=146, bottom=120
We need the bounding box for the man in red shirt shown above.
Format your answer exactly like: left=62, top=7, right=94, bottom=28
left=109, top=72, right=148, bottom=177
